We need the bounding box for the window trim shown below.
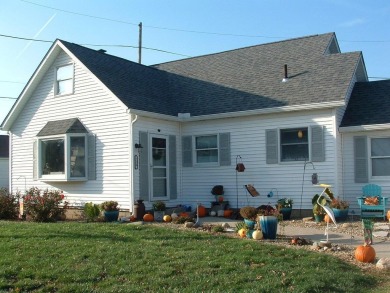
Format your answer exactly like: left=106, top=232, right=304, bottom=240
left=369, top=136, right=390, bottom=180
left=54, top=63, right=74, bottom=96
left=37, top=133, right=88, bottom=181
left=194, top=134, right=219, bottom=166
left=279, top=127, right=309, bottom=163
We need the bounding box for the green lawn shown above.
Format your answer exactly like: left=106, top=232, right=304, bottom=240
left=0, top=221, right=385, bottom=292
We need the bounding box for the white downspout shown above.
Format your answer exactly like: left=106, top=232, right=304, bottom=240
left=129, top=113, right=138, bottom=214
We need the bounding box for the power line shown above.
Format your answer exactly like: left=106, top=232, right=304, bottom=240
left=20, top=0, right=390, bottom=42
left=0, top=33, right=192, bottom=57
left=0, top=97, right=17, bottom=100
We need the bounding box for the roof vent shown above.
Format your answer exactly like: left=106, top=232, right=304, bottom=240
left=282, top=64, right=288, bottom=82
left=97, top=49, right=107, bottom=54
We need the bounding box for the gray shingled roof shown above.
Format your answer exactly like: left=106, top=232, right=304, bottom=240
left=340, top=80, right=390, bottom=127
left=37, top=118, right=88, bottom=136
left=61, top=33, right=361, bottom=117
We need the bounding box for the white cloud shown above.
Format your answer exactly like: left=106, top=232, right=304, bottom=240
left=339, top=18, right=366, bottom=28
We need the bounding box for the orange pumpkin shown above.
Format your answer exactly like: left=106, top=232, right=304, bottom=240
left=224, top=209, right=233, bottom=218
left=197, top=205, right=207, bottom=217
left=387, top=210, right=390, bottom=222
left=179, top=212, right=189, bottom=218
left=143, top=213, right=154, bottom=222
left=355, top=244, right=376, bottom=263
left=130, top=215, right=136, bottom=222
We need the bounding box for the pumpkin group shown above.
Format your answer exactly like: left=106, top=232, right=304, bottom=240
left=143, top=213, right=154, bottom=222
left=355, top=244, right=376, bottom=263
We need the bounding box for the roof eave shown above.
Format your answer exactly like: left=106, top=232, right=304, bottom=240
left=339, top=123, right=390, bottom=133
left=129, top=100, right=345, bottom=122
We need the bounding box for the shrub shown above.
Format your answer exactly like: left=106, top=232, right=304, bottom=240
left=24, top=187, right=68, bottom=222
left=0, top=188, right=20, bottom=220
left=83, top=202, right=101, bottom=221
left=239, top=206, right=258, bottom=220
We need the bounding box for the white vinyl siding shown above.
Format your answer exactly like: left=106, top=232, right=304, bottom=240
left=9, top=51, right=131, bottom=208
left=178, top=110, right=335, bottom=211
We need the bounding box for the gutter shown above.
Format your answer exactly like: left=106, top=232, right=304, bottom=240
left=129, top=100, right=345, bottom=122
left=339, top=123, right=390, bottom=133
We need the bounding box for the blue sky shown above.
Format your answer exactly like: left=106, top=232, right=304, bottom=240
left=1, top=0, right=389, bottom=134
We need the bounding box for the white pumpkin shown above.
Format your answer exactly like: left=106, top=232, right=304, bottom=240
left=171, top=212, right=178, bottom=220
left=252, top=230, right=263, bottom=240
left=210, top=211, right=217, bottom=217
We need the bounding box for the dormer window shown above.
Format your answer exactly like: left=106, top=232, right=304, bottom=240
left=34, top=118, right=95, bottom=182
left=55, top=64, right=74, bottom=95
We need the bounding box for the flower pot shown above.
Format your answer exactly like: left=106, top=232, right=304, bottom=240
left=244, top=218, right=256, bottom=229
left=259, top=216, right=278, bottom=240
left=280, top=207, right=292, bottom=220
left=154, top=211, right=165, bottom=222
left=314, top=214, right=324, bottom=223
left=332, top=208, right=348, bottom=221
left=104, top=210, right=119, bottom=222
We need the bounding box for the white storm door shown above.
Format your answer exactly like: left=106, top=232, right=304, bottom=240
left=150, top=135, right=168, bottom=199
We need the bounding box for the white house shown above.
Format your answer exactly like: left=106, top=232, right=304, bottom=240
left=1, top=32, right=388, bottom=215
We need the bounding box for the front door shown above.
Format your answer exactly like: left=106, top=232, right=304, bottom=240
left=150, top=135, right=168, bottom=200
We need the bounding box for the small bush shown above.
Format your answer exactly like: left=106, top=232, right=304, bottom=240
left=83, top=202, right=101, bottom=221
left=212, top=225, right=225, bottom=233
left=0, top=188, right=20, bottom=220
left=24, top=187, right=68, bottom=222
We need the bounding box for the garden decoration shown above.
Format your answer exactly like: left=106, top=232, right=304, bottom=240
left=235, top=155, right=245, bottom=210
left=277, top=198, right=293, bottom=220
left=314, top=184, right=337, bottom=245
left=362, top=219, right=374, bottom=245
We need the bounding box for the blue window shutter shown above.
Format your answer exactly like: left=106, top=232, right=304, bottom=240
left=139, top=131, right=149, bottom=201
left=219, top=133, right=231, bottom=166
left=266, top=129, right=278, bottom=164
left=87, top=134, right=96, bottom=180
left=354, top=136, right=368, bottom=183
left=311, top=126, right=325, bottom=162
left=33, top=140, right=37, bottom=181
left=169, top=135, right=177, bottom=200
left=182, top=135, right=193, bottom=167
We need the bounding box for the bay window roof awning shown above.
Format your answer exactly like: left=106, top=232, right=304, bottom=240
left=37, top=118, right=88, bottom=137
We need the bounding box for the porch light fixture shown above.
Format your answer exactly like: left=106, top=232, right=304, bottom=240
left=135, top=143, right=143, bottom=153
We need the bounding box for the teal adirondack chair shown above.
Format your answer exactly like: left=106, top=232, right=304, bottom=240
left=357, top=184, right=388, bottom=220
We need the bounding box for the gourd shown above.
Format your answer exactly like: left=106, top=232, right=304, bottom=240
left=143, top=213, right=154, bottom=222
left=129, top=215, right=136, bottom=222
left=163, top=215, right=172, bottom=222
left=238, top=228, right=246, bottom=238
left=355, top=244, right=376, bottom=263
left=252, top=229, right=263, bottom=240
left=171, top=212, right=178, bottom=220
left=210, top=211, right=216, bottom=217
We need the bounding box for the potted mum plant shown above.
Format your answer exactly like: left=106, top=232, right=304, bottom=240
left=101, top=201, right=119, bottom=222
left=276, top=198, right=293, bottom=220
left=153, top=201, right=166, bottom=222
left=239, top=206, right=258, bottom=229
left=330, top=197, right=349, bottom=220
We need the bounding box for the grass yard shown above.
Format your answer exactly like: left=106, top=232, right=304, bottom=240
left=0, top=221, right=387, bottom=292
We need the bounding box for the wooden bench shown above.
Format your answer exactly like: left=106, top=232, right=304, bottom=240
left=357, top=184, right=388, bottom=220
